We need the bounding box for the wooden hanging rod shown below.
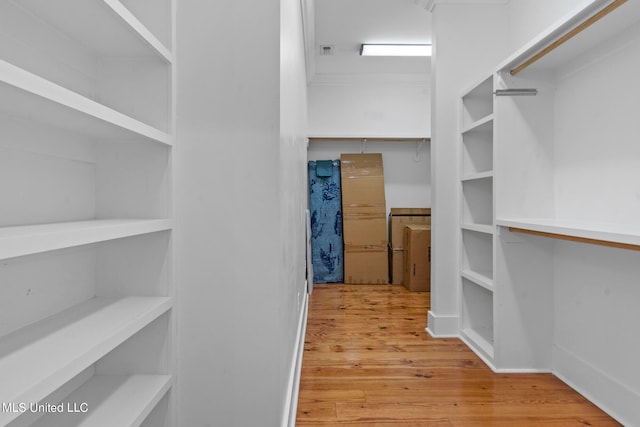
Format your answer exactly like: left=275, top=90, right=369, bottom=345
left=508, top=227, right=640, bottom=251
left=510, top=0, right=628, bottom=76
left=308, top=137, right=430, bottom=143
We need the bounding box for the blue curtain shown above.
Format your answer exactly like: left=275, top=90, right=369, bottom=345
left=308, top=160, right=343, bottom=283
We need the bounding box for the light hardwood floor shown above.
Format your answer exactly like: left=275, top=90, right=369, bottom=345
left=296, top=284, right=621, bottom=426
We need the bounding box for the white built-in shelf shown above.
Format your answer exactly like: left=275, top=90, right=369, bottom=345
left=497, top=218, right=640, bottom=250
left=103, top=0, right=173, bottom=62
left=460, top=328, right=494, bottom=360
left=17, top=0, right=173, bottom=63
left=460, top=74, right=495, bottom=369
left=462, top=114, right=493, bottom=134
left=461, top=274, right=494, bottom=360
left=30, top=375, right=172, bottom=427
left=462, top=76, right=493, bottom=127
left=462, top=118, right=493, bottom=176
left=462, top=177, right=493, bottom=227
left=462, top=171, right=493, bottom=182
left=0, top=61, right=172, bottom=146
left=0, top=219, right=172, bottom=260
left=0, top=297, right=172, bottom=426
left=461, top=269, right=494, bottom=292
left=499, top=0, right=640, bottom=75
left=461, top=223, right=494, bottom=235
left=0, top=0, right=176, bottom=424
left=462, top=229, right=494, bottom=285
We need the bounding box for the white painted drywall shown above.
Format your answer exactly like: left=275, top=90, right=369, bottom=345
left=506, top=0, right=590, bottom=54
left=307, top=75, right=431, bottom=137
left=175, top=0, right=308, bottom=425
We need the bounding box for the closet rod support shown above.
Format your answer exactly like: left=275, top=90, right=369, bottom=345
left=494, top=89, right=537, bottom=96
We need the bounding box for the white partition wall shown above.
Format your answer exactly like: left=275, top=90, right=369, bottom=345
left=428, top=1, right=508, bottom=337
left=0, top=1, right=176, bottom=425
left=175, top=0, right=309, bottom=425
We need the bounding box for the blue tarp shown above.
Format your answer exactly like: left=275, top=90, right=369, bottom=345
left=308, top=160, right=343, bottom=283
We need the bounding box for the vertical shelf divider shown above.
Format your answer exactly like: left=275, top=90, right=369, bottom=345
left=458, top=75, right=496, bottom=366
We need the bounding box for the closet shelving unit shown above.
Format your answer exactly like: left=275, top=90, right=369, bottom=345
left=458, top=76, right=495, bottom=364
left=0, top=0, right=175, bottom=426
left=455, top=0, right=640, bottom=423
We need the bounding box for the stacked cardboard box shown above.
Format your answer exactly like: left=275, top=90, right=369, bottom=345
left=403, top=224, right=431, bottom=291
left=340, top=153, right=388, bottom=284
left=388, top=208, right=431, bottom=285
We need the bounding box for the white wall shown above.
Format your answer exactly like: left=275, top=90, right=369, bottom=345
left=308, top=75, right=431, bottom=137
left=428, top=3, right=508, bottom=336
left=175, top=0, right=307, bottom=425
left=506, top=0, right=589, bottom=54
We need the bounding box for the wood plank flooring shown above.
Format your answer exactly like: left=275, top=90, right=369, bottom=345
left=296, top=284, right=621, bottom=426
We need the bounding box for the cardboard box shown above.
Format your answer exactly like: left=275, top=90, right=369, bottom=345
left=389, top=247, right=404, bottom=285
left=403, top=224, right=431, bottom=291
left=388, top=208, right=431, bottom=284
left=341, top=176, right=385, bottom=208
left=341, top=154, right=386, bottom=212
left=344, top=247, right=388, bottom=285
left=341, top=153, right=388, bottom=284
left=389, top=208, right=431, bottom=249
left=343, top=213, right=386, bottom=245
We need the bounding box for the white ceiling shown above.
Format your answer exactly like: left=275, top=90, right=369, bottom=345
left=309, top=0, right=432, bottom=80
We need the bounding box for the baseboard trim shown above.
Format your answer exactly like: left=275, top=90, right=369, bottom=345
left=282, top=290, right=309, bottom=427
left=553, top=345, right=639, bottom=426
left=458, top=332, right=498, bottom=371
left=426, top=311, right=459, bottom=337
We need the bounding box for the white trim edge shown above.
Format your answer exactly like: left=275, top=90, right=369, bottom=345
left=282, top=291, right=309, bottom=427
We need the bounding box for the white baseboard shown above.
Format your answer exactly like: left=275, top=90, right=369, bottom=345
left=426, top=311, right=459, bottom=337
left=282, top=290, right=309, bottom=427
left=553, top=345, right=640, bottom=427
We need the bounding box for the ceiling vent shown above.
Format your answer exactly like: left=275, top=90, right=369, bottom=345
left=319, top=45, right=334, bottom=56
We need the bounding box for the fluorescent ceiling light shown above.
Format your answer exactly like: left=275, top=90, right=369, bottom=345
left=360, top=44, right=432, bottom=57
